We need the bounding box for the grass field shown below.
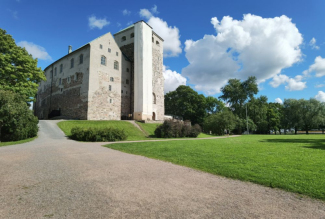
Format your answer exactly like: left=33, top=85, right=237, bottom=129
left=0, top=137, right=37, bottom=147
left=106, top=134, right=325, bottom=200
left=57, top=120, right=148, bottom=141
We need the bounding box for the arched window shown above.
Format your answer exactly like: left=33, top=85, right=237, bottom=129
left=79, top=54, right=83, bottom=64
left=153, top=93, right=156, bottom=104
left=114, top=61, right=119, bottom=70
left=101, top=56, right=106, bottom=65
left=121, top=36, right=126, bottom=42
left=70, top=58, right=74, bottom=68
left=130, top=33, right=134, bottom=38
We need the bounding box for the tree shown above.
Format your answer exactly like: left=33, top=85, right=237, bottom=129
left=165, top=85, right=207, bottom=125
left=246, top=96, right=269, bottom=134
left=282, top=99, right=302, bottom=134
left=203, top=109, right=236, bottom=135
left=0, top=28, right=46, bottom=102
left=0, top=90, right=38, bottom=141
left=299, top=98, right=322, bottom=134
left=219, top=76, right=258, bottom=118
left=267, top=103, right=281, bottom=134
left=205, top=96, right=225, bottom=114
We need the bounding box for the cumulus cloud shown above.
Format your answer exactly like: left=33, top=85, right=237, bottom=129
left=122, top=9, right=131, bottom=16
left=18, top=41, right=52, bottom=60
left=275, top=98, right=283, bottom=104
left=303, top=56, right=325, bottom=77
left=270, top=74, right=289, bottom=88
left=309, top=37, right=320, bottom=50
left=139, top=6, right=182, bottom=57
left=163, top=65, right=187, bottom=93
left=315, top=91, right=325, bottom=102
left=182, top=14, right=303, bottom=94
left=285, top=75, right=307, bottom=91
left=88, top=16, right=110, bottom=29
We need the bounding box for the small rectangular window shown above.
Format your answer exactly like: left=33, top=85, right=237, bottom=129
left=110, top=99, right=113, bottom=103
left=54, top=67, right=57, bottom=76
left=121, top=90, right=123, bottom=93
left=60, top=64, right=63, bottom=73
left=116, top=52, right=118, bottom=56
left=108, top=48, right=111, bottom=53
left=110, top=77, right=114, bottom=82
left=109, top=85, right=112, bottom=91
left=100, top=44, right=103, bottom=49
left=126, top=79, right=129, bottom=84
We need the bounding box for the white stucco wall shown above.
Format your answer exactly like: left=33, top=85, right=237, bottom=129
left=134, top=21, right=153, bottom=120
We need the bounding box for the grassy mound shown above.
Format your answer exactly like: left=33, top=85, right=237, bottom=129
left=57, top=121, right=147, bottom=141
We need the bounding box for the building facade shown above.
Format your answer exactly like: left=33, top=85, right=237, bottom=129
left=34, top=21, right=164, bottom=121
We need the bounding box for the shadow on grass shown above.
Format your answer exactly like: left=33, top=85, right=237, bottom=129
left=260, top=139, right=325, bottom=150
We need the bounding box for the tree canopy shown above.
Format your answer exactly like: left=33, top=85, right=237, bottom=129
left=0, top=28, right=46, bottom=102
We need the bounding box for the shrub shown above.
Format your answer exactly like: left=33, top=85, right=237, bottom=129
left=154, top=120, right=201, bottom=138
left=70, top=127, right=127, bottom=142
left=0, top=90, right=38, bottom=142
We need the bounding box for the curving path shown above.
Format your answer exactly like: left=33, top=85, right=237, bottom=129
left=0, top=120, right=324, bottom=218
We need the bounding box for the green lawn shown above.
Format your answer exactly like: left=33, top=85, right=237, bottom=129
left=0, top=137, right=37, bottom=147
left=57, top=120, right=148, bottom=141
left=106, top=134, right=325, bottom=200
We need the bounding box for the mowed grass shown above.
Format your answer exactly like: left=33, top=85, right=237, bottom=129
left=57, top=120, right=147, bottom=141
left=135, top=121, right=217, bottom=138
left=106, top=134, right=325, bottom=200
left=0, top=137, right=37, bottom=147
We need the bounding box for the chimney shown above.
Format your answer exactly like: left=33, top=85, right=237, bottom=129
left=68, top=45, right=72, bottom=54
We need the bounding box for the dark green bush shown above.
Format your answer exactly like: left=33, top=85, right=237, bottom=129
left=70, top=127, right=127, bottom=142
left=0, top=90, right=38, bottom=142
left=154, top=120, right=201, bottom=138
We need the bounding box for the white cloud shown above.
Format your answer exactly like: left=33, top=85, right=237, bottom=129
left=303, top=56, right=325, bottom=77
left=182, top=14, right=303, bottom=94
left=309, top=37, right=320, bottom=50
left=18, top=41, right=52, bottom=60
left=285, top=76, right=307, bottom=91
left=88, top=16, right=110, bottom=29
left=163, top=65, right=186, bottom=93
left=315, top=83, right=325, bottom=88
left=139, top=9, right=152, bottom=19
left=275, top=98, right=283, bottom=104
left=270, top=74, right=289, bottom=88
left=315, top=91, right=325, bottom=102
left=122, top=9, right=131, bottom=16
left=139, top=6, right=182, bottom=57
left=151, top=5, right=159, bottom=14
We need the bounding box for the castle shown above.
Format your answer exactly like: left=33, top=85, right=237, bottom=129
left=34, top=21, right=165, bottom=121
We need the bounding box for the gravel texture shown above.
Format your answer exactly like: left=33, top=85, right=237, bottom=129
left=0, top=120, right=324, bottom=219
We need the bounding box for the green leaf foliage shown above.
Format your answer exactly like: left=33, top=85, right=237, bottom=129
left=0, top=90, right=38, bottom=141
left=70, top=127, right=127, bottom=142
left=0, top=28, right=46, bottom=102
left=203, top=109, right=236, bottom=135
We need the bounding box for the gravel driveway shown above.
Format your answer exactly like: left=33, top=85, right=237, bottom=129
left=0, top=120, right=324, bottom=218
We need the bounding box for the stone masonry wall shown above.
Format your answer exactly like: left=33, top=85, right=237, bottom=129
left=152, top=47, right=164, bottom=120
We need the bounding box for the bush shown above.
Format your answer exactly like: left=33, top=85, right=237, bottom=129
left=70, top=127, right=127, bottom=142
left=0, top=90, right=38, bottom=142
left=154, top=120, right=201, bottom=138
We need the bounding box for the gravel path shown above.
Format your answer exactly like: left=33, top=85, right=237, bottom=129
left=0, top=120, right=324, bottom=218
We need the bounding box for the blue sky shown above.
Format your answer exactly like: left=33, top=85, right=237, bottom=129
left=2, top=0, right=325, bottom=103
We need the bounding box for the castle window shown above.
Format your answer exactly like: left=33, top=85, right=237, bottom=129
left=126, top=79, right=129, bottom=84
left=70, top=58, right=74, bottom=68
left=121, top=36, right=126, bottom=42
left=109, top=85, right=112, bottom=91
left=126, top=68, right=129, bottom=72
left=121, top=90, right=123, bottom=93
left=153, top=93, right=156, bottom=104
left=130, top=33, right=134, bottom=38
left=101, top=56, right=106, bottom=65
left=110, top=77, right=114, bottom=82
left=156, top=41, right=160, bottom=46
left=100, top=44, right=103, bottom=49
left=50, top=70, right=53, bottom=78
left=54, top=67, right=57, bottom=76
left=79, top=54, right=83, bottom=64
left=116, top=52, right=118, bottom=56
left=110, top=99, right=113, bottom=103
left=114, top=61, right=119, bottom=70
left=60, top=64, right=63, bottom=73
left=152, top=37, right=154, bottom=43
left=59, top=78, right=62, bottom=85
left=108, top=48, right=111, bottom=53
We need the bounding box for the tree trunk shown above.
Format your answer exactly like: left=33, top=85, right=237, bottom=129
left=295, top=127, right=297, bottom=135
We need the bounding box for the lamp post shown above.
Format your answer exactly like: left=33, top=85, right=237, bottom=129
left=246, top=104, right=249, bottom=134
